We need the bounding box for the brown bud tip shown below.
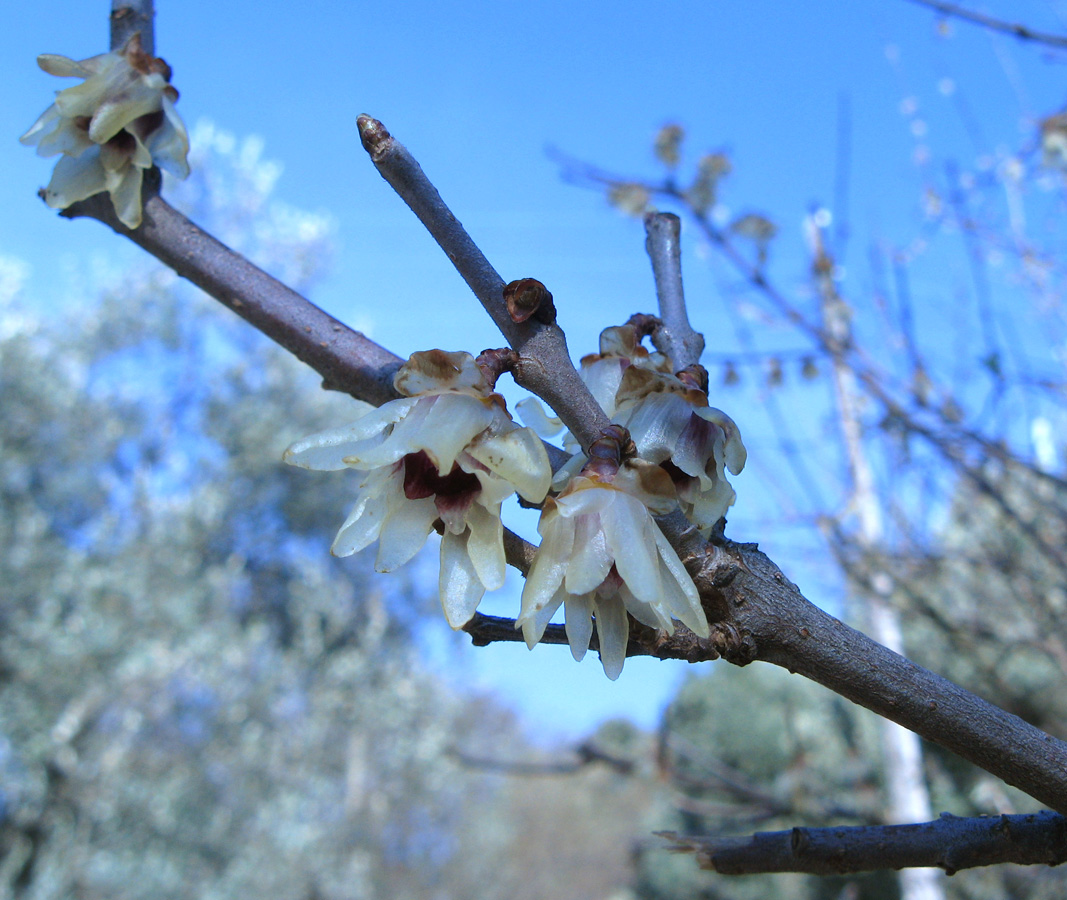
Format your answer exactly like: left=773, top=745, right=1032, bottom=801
left=357, top=115, right=392, bottom=157
left=475, top=347, right=519, bottom=390
left=676, top=364, right=709, bottom=393
left=504, top=278, right=555, bottom=324
left=624, top=313, right=662, bottom=340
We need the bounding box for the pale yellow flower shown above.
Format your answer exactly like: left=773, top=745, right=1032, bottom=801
left=285, top=351, right=552, bottom=629
left=20, top=34, right=189, bottom=229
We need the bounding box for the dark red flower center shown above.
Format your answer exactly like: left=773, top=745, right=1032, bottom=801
left=402, top=450, right=481, bottom=517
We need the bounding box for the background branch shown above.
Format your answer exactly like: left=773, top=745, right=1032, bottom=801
left=663, top=811, right=1067, bottom=875
left=643, top=212, right=704, bottom=369
left=900, top=0, right=1067, bottom=50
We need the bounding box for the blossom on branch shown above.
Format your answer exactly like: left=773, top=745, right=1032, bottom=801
left=20, top=34, right=190, bottom=229
left=517, top=429, right=709, bottom=680
left=284, top=350, right=551, bottom=629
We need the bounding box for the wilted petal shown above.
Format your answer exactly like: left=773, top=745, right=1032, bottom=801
left=595, top=598, right=629, bottom=680
left=375, top=495, right=437, bottom=572
left=394, top=349, right=490, bottom=397
left=108, top=166, right=144, bottom=229
left=440, top=530, right=485, bottom=628
left=697, top=407, right=747, bottom=475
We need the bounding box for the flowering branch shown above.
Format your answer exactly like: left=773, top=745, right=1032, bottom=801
left=663, top=811, right=1067, bottom=875
left=643, top=212, right=704, bottom=369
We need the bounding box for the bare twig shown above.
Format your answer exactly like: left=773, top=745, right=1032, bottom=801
left=900, top=0, right=1067, bottom=50
left=110, top=0, right=154, bottom=54
left=356, top=115, right=610, bottom=451
left=663, top=811, right=1067, bottom=875
left=643, top=212, right=704, bottom=369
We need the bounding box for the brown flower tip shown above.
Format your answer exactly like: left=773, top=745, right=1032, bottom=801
left=475, top=348, right=520, bottom=390
left=676, top=364, right=709, bottom=394
left=503, top=278, right=556, bottom=325
left=583, top=425, right=636, bottom=481
left=357, top=115, right=392, bottom=157
left=624, top=313, right=662, bottom=340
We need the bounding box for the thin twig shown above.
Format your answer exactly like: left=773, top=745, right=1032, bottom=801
left=110, top=0, right=154, bottom=54
left=900, top=0, right=1067, bottom=50
left=663, top=811, right=1067, bottom=875
left=644, top=212, right=704, bottom=369
left=356, top=115, right=610, bottom=451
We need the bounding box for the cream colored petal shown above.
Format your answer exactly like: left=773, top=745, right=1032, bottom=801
left=375, top=495, right=437, bottom=572
left=465, top=503, right=506, bottom=591
left=563, top=511, right=613, bottom=595
left=652, top=526, right=709, bottom=637
left=564, top=592, right=595, bottom=662
left=519, top=511, right=575, bottom=621
left=601, top=493, right=662, bottom=605
left=36, top=117, right=93, bottom=158
left=594, top=598, right=629, bottom=680
left=579, top=357, right=625, bottom=416
left=611, top=459, right=678, bottom=516
left=331, top=479, right=393, bottom=557
left=42, top=150, right=107, bottom=208
left=618, top=582, right=673, bottom=631
left=514, top=397, right=565, bottom=438
left=517, top=584, right=566, bottom=649
left=37, top=53, right=92, bottom=78
left=440, top=530, right=486, bottom=629
left=109, top=166, right=144, bottom=229
left=621, top=393, right=686, bottom=465
left=417, top=394, right=494, bottom=472
left=466, top=425, right=551, bottom=502
left=86, top=74, right=166, bottom=143
left=283, top=401, right=407, bottom=470
left=149, top=94, right=190, bottom=178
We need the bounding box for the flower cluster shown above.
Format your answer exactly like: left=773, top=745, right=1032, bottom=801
left=21, top=34, right=190, bottom=229
left=284, top=350, right=552, bottom=629
left=289, top=329, right=743, bottom=679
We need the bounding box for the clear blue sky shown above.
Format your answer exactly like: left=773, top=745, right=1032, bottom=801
left=3, top=0, right=1065, bottom=739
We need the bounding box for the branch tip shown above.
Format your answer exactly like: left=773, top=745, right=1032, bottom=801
left=357, top=114, right=392, bottom=159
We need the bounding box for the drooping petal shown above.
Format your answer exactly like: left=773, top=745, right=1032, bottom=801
left=518, top=584, right=566, bottom=649
left=42, top=149, right=107, bottom=208
left=564, top=592, right=595, bottom=661
left=651, top=529, right=708, bottom=637
left=600, top=492, right=662, bottom=605
left=697, top=407, right=747, bottom=475
left=375, top=494, right=437, bottom=572
left=331, top=476, right=395, bottom=557
left=563, top=511, right=613, bottom=595
left=439, top=530, right=485, bottom=629
left=618, top=582, right=674, bottom=632
left=519, top=508, right=576, bottom=620
left=108, top=166, right=145, bottom=230
left=150, top=93, right=191, bottom=178
left=594, top=598, right=630, bottom=680
left=465, top=502, right=506, bottom=591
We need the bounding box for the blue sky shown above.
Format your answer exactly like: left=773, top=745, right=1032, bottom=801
left=4, top=0, right=1067, bottom=739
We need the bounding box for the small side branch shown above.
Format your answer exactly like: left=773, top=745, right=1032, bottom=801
left=900, top=0, right=1067, bottom=50
left=356, top=115, right=610, bottom=451
left=644, top=212, right=704, bottom=369
left=663, top=811, right=1067, bottom=876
